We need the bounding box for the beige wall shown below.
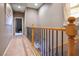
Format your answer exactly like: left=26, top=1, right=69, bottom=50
left=0, top=3, right=13, bottom=55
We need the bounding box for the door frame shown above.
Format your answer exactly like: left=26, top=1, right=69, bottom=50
left=13, top=17, right=23, bottom=35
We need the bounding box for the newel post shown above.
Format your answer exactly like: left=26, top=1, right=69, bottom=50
left=66, top=17, right=77, bottom=56
left=32, top=24, right=35, bottom=47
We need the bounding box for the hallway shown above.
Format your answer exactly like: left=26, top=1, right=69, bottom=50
left=3, top=35, right=40, bottom=56
left=0, top=3, right=79, bottom=56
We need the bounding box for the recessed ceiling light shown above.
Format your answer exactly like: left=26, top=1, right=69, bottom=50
left=18, top=5, right=21, bottom=8
left=34, top=3, right=38, bottom=6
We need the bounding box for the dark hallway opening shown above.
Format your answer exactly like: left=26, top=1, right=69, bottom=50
left=16, top=18, right=22, bottom=33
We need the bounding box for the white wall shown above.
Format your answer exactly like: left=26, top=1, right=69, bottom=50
left=6, top=4, right=13, bottom=34
left=38, top=3, right=65, bottom=27
left=25, top=3, right=65, bottom=27
left=25, top=4, right=65, bottom=27
left=0, top=3, right=13, bottom=55
left=25, top=8, right=38, bottom=27
left=6, top=4, right=13, bottom=26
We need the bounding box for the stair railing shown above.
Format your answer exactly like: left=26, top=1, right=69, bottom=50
left=28, top=17, right=77, bottom=56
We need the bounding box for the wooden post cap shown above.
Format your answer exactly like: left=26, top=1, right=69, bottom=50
left=66, top=17, right=77, bottom=37
left=32, top=24, right=34, bottom=26
left=68, top=17, right=75, bottom=23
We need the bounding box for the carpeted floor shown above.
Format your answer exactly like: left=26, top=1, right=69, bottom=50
left=3, top=35, right=38, bottom=56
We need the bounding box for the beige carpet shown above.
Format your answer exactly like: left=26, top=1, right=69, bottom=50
left=3, top=35, right=39, bottom=56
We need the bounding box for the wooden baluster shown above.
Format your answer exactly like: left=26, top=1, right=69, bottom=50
left=56, top=30, right=58, bottom=56
left=42, top=28, right=44, bottom=56
left=52, top=30, right=54, bottom=56
left=61, top=31, right=63, bottom=56
left=66, top=17, right=77, bottom=56
left=44, top=29, right=45, bottom=56
left=49, top=29, right=50, bottom=56
left=46, top=29, right=47, bottom=56
left=32, top=24, right=35, bottom=47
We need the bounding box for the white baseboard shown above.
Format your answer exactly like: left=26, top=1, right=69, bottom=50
left=15, top=33, right=23, bottom=36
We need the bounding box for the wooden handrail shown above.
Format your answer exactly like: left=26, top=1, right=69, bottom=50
left=29, top=26, right=66, bottom=31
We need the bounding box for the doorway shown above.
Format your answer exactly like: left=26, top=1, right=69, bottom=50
left=14, top=17, right=23, bottom=35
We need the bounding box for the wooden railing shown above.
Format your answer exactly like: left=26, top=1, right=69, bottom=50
left=27, top=17, right=77, bottom=56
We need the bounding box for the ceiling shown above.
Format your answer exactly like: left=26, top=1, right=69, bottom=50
left=11, top=3, right=43, bottom=12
